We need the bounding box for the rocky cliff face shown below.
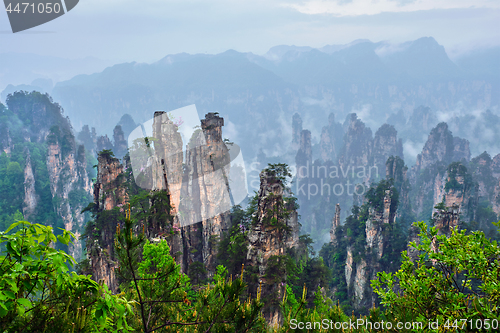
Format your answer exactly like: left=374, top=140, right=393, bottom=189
left=338, top=115, right=403, bottom=183
left=88, top=112, right=235, bottom=286
left=0, top=124, right=12, bottom=155
left=412, top=122, right=470, bottom=174
left=151, top=111, right=184, bottom=213
left=246, top=169, right=299, bottom=324
left=410, top=122, right=472, bottom=220
left=432, top=162, right=478, bottom=223
left=326, top=177, right=402, bottom=313
left=179, top=112, right=232, bottom=277
left=247, top=170, right=299, bottom=274
left=365, top=190, right=395, bottom=260
left=93, top=152, right=126, bottom=211
left=4, top=92, right=93, bottom=261
left=339, top=113, right=373, bottom=171
left=112, top=125, right=128, bottom=159
left=432, top=206, right=460, bottom=260
left=297, top=111, right=406, bottom=239
left=470, top=152, right=500, bottom=220
left=385, top=156, right=411, bottom=223
left=346, top=189, right=396, bottom=310
left=408, top=204, right=461, bottom=263
left=372, top=124, right=403, bottom=180
left=53, top=144, right=91, bottom=257
left=407, top=120, right=500, bottom=228
left=295, top=129, right=312, bottom=180
left=96, top=135, right=113, bottom=153
left=87, top=151, right=127, bottom=293
left=23, top=149, right=38, bottom=220
left=433, top=204, right=461, bottom=237
left=319, top=113, right=343, bottom=163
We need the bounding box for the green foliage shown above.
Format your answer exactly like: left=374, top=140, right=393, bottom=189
left=319, top=179, right=406, bottom=314
left=364, top=179, right=399, bottom=215
left=6, top=92, right=70, bottom=136
left=187, top=261, right=207, bottom=286
left=444, top=162, right=469, bottom=192
left=276, top=284, right=365, bottom=333
left=0, top=220, right=132, bottom=332
left=242, top=232, right=330, bottom=318
left=0, top=156, right=24, bottom=230
left=344, top=206, right=367, bottom=264
left=0, top=92, right=85, bottom=236
left=69, top=188, right=92, bottom=210
left=83, top=207, right=122, bottom=256
left=2, top=148, right=54, bottom=227
left=115, top=206, right=266, bottom=332
left=45, top=124, right=75, bottom=159
left=320, top=242, right=349, bottom=308
left=434, top=200, right=446, bottom=211
left=128, top=189, right=175, bottom=238
left=263, top=163, right=292, bottom=187
left=98, top=149, right=117, bottom=160
left=217, top=205, right=250, bottom=277
left=258, top=164, right=297, bottom=236
left=372, top=221, right=500, bottom=328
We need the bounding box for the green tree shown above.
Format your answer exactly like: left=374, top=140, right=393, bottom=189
left=263, top=163, right=292, bottom=188
left=372, top=221, right=500, bottom=330
left=115, top=206, right=266, bottom=332
left=276, top=284, right=367, bottom=333
left=0, top=221, right=133, bottom=332
left=217, top=205, right=250, bottom=277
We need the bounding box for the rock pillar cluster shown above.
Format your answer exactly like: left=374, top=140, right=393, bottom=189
left=180, top=112, right=232, bottom=277
left=88, top=112, right=234, bottom=286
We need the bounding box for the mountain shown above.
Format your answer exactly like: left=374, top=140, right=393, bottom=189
left=0, top=91, right=94, bottom=260
left=0, top=53, right=114, bottom=98
left=255, top=41, right=394, bottom=85
left=379, top=37, right=461, bottom=80
left=2, top=92, right=499, bottom=319
left=46, top=37, right=498, bottom=173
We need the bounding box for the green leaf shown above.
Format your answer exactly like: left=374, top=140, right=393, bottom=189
left=17, top=298, right=31, bottom=308
left=0, top=303, right=8, bottom=317
left=37, top=234, right=46, bottom=243
left=5, top=221, right=27, bottom=233
left=16, top=304, right=25, bottom=316
left=4, top=291, right=16, bottom=300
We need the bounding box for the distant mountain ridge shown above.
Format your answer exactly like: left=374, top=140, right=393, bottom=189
left=5, top=37, right=496, bottom=167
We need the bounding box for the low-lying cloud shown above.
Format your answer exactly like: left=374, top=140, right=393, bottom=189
left=284, top=0, right=499, bottom=16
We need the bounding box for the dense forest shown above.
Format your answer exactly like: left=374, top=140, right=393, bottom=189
left=1, top=92, right=500, bottom=332
left=1, top=165, right=499, bottom=332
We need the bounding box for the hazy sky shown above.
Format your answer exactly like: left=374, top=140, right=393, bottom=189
left=1, top=0, right=499, bottom=63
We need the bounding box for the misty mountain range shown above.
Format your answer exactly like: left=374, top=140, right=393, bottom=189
left=1, top=37, right=499, bottom=166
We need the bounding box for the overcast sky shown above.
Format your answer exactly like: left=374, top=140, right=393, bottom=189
left=1, top=0, right=499, bottom=63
